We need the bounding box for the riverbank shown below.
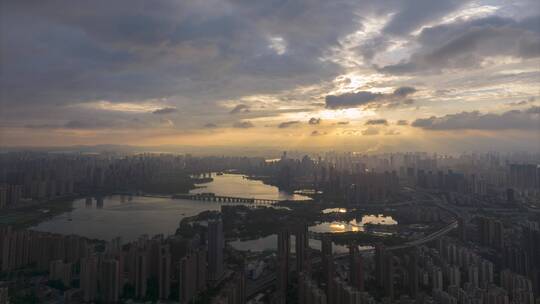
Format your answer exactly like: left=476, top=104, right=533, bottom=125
left=0, top=196, right=78, bottom=228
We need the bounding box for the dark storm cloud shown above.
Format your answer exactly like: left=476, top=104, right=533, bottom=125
left=278, top=121, right=301, bottom=128
left=354, top=0, right=470, bottom=61
left=365, top=119, right=388, bottom=125
left=412, top=107, right=540, bottom=130
left=308, top=117, right=321, bottom=125
left=1, top=0, right=369, bottom=109
left=382, top=0, right=469, bottom=36
left=325, top=87, right=417, bottom=109
left=229, top=104, right=250, bottom=114
left=152, top=107, right=177, bottom=115
left=233, top=121, right=255, bottom=129
left=380, top=15, right=540, bottom=74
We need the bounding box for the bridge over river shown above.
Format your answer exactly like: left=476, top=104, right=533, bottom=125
left=173, top=193, right=280, bottom=205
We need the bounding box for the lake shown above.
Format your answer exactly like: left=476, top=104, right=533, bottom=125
left=309, top=214, right=397, bottom=234
left=229, top=235, right=351, bottom=254
left=31, top=174, right=309, bottom=242
left=229, top=214, right=396, bottom=253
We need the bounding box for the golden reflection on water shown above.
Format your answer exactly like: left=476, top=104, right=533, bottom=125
left=312, top=214, right=397, bottom=233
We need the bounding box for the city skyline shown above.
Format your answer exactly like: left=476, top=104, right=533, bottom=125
left=1, top=1, right=539, bottom=152
left=0, top=150, right=539, bottom=303
left=1, top=2, right=540, bottom=303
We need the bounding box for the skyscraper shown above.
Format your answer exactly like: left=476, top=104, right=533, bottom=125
left=100, top=259, right=120, bottom=303
left=383, top=253, right=394, bottom=300
left=179, top=253, right=197, bottom=304
left=208, top=218, right=224, bottom=282
left=349, top=244, right=364, bottom=291
left=195, top=247, right=207, bottom=292
left=80, top=256, right=98, bottom=302
left=134, top=249, right=147, bottom=299
left=277, top=228, right=290, bottom=302
left=375, top=243, right=386, bottom=288
left=49, top=260, right=72, bottom=287
left=295, top=223, right=309, bottom=274
left=408, top=247, right=419, bottom=298
left=158, top=244, right=171, bottom=300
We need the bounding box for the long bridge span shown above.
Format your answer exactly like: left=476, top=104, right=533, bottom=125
left=173, top=193, right=279, bottom=205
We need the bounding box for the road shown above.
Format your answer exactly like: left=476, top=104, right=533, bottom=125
left=245, top=191, right=460, bottom=298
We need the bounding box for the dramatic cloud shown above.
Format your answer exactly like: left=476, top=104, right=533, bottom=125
left=1, top=0, right=368, bottom=108
left=1, top=1, right=538, bottom=152
left=309, top=117, right=322, bottom=125
left=233, top=121, right=254, bottom=129
left=152, top=107, right=177, bottom=115
left=278, top=121, right=301, bottom=128
left=380, top=15, right=540, bottom=74
left=229, top=104, right=250, bottom=114
left=412, top=107, right=540, bottom=130
left=325, top=87, right=417, bottom=109
left=365, top=119, right=388, bottom=125
left=382, top=0, right=469, bottom=36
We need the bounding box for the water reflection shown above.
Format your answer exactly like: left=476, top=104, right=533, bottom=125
left=322, top=208, right=348, bottom=214
left=229, top=234, right=353, bottom=254
left=310, top=214, right=397, bottom=233
left=32, top=173, right=304, bottom=242
left=192, top=173, right=310, bottom=201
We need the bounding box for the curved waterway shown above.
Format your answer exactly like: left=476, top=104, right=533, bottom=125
left=31, top=174, right=309, bottom=242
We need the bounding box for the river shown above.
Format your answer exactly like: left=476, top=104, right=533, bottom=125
left=31, top=173, right=309, bottom=242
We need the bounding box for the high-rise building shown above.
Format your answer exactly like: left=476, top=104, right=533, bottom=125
left=100, top=259, right=120, bottom=303
left=195, top=247, right=207, bottom=292
left=134, top=249, right=147, bottom=299
left=277, top=229, right=290, bottom=303
left=295, top=223, right=309, bottom=274
left=49, top=260, right=72, bottom=287
left=433, top=267, right=444, bottom=291
left=479, top=217, right=504, bottom=248
left=408, top=248, right=419, bottom=298
left=383, top=253, right=394, bottom=300
left=298, top=272, right=327, bottom=304
left=349, top=245, right=364, bottom=291
left=321, top=236, right=332, bottom=259
left=208, top=218, right=224, bottom=282
left=375, top=243, right=386, bottom=287
left=448, top=265, right=461, bottom=287
left=179, top=253, right=197, bottom=304
left=80, top=256, right=98, bottom=302
left=211, top=270, right=246, bottom=304
left=158, top=244, right=171, bottom=300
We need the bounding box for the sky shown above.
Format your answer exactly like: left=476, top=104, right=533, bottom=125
left=1, top=0, right=539, bottom=153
